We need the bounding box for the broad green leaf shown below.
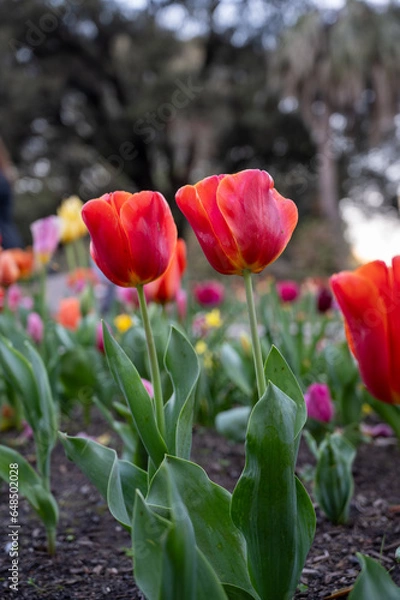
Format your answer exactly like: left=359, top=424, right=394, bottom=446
left=59, top=433, right=147, bottom=528
left=132, top=491, right=172, bottom=599
left=0, top=445, right=58, bottom=530
left=147, top=456, right=253, bottom=594
left=58, top=346, right=98, bottom=398
left=264, top=346, right=306, bottom=439
left=164, top=326, right=200, bottom=458
left=160, top=467, right=197, bottom=600
left=314, top=433, right=356, bottom=525
left=231, top=383, right=315, bottom=600
left=0, top=336, right=41, bottom=429
left=348, top=553, right=400, bottom=600
left=133, top=490, right=230, bottom=600
left=215, top=406, right=251, bottom=442
left=220, top=343, right=253, bottom=397
left=102, top=323, right=167, bottom=468
left=223, top=585, right=259, bottom=600
left=367, top=397, right=400, bottom=440
left=25, top=342, right=58, bottom=448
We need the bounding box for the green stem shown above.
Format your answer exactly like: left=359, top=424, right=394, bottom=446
left=75, top=237, right=89, bottom=268
left=243, top=270, right=266, bottom=400
left=38, top=265, right=47, bottom=320
left=137, top=285, right=165, bottom=437
left=46, top=527, right=56, bottom=556
left=65, top=242, right=77, bottom=272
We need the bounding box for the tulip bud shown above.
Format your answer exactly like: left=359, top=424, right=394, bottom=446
left=26, top=311, right=44, bottom=344
left=304, top=383, right=334, bottom=423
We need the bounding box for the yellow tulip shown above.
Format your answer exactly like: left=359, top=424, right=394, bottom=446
left=58, top=196, right=87, bottom=243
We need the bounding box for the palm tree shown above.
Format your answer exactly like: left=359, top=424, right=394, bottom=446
left=273, top=0, right=400, bottom=224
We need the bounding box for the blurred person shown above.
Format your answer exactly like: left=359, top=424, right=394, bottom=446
left=0, top=136, right=22, bottom=249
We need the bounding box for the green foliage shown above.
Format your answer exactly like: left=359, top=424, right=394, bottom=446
left=348, top=554, right=400, bottom=600
left=314, top=432, right=356, bottom=525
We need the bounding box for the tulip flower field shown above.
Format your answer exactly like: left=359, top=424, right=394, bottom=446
left=0, top=173, right=399, bottom=599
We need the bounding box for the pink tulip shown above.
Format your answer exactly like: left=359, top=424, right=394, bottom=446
left=276, top=280, right=300, bottom=303
left=142, top=378, right=154, bottom=398
left=30, top=216, right=61, bottom=265
left=194, top=280, right=225, bottom=307
left=26, top=312, right=44, bottom=344
left=7, top=284, right=22, bottom=311
left=116, top=286, right=139, bottom=308
left=304, top=383, right=334, bottom=423
left=176, top=288, right=187, bottom=321
left=20, top=296, right=34, bottom=310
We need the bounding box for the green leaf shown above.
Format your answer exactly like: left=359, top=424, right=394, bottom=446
left=0, top=445, right=58, bottom=530
left=147, top=456, right=254, bottom=594
left=160, top=467, right=197, bottom=600
left=0, top=336, right=41, bottom=429
left=220, top=343, right=253, bottom=397
left=164, top=326, right=200, bottom=459
left=215, top=406, right=251, bottom=442
left=348, top=553, right=400, bottom=600
left=367, top=397, right=400, bottom=441
left=59, top=433, right=147, bottom=529
left=264, top=346, right=306, bottom=439
left=223, top=585, right=259, bottom=600
left=132, top=491, right=171, bottom=599
left=133, top=485, right=231, bottom=600
left=25, top=342, right=58, bottom=445
left=314, top=432, right=356, bottom=525
left=231, top=383, right=315, bottom=600
left=102, top=323, right=168, bottom=468
left=0, top=338, right=57, bottom=479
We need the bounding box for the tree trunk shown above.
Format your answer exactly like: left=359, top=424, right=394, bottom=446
left=313, top=111, right=341, bottom=225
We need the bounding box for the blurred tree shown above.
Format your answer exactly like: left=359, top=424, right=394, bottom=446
left=273, top=0, right=400, bottom=224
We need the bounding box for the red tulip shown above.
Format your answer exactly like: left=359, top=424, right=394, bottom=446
left=144, top=239, right=187, bottom=304
left=330, top=257, right=400, bottom=405
left=175, top=169, right=298, bottom=275
left=81, top=191, right=177, bottom=287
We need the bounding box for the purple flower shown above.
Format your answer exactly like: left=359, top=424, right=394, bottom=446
left=304, top=383, right=334, bottom=423
left=276, top=280, right=300, bottom=303
left=30, top=216, right=61, bottom=265
left=194, top=280, right=225, bottom=307
left=26, top=311, right=44, bottom=344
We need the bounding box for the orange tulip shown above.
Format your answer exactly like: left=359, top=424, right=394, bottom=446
left=55, top=297, right=82, bottom=330
left=8, top=248, right=34, bottom=279
left=330, top=257, right=400, bottom=405
left=81, top=191, right=177, bottom=287
left=175, top=169, right=298, bottom=275
left=145, top=239, right=187, bottom=304
left=0, top=251, right=20, bottom=286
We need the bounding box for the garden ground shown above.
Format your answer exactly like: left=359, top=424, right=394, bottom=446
left=0, top=411, right=399, bottom=599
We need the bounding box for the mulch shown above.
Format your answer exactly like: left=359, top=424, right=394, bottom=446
left=0, top=414, right=399, bottom=599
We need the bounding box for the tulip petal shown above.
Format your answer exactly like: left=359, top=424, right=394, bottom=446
left=120, top=191, right=177, bottom=285
left=389, top=257, right=400, bottom=403
left=217, top=170, right=298, bottom=272
left=331, top=267, right=393, bottom=404
left=176, top=179, right=239, bottom=274
left=82, top=198, right=134, bottom=287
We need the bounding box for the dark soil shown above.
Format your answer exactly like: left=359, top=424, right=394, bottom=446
left=1, top=415, right=399, bottom=599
